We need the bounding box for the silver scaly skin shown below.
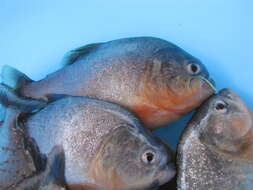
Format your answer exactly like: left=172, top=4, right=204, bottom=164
left=178, top=89, right=253, bottom=190
left=25, top=96, right=175, bottom=190
left=2, top=37, right=215, bottom=129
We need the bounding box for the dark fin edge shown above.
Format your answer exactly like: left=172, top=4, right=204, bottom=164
left=1, top=65, right=33, bottom=90
left=62, top=43, right=103, bottom=66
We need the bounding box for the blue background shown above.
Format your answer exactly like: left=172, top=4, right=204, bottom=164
left=1, top=0, right=252, bottom=149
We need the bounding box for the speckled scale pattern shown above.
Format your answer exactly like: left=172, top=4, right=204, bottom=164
left=26, top=96, right=143, bottom=185
left=0, top=109, right=36, bottom=189
left=21, top=37, right=172, bottom=102
left=178, top=123, right=253, bottom=190
left=9, top=36, right=214, bottom=129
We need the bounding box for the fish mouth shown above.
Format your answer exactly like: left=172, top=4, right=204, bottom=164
left=155, top=163, right=176, bottom=186
left=166, top=76, right=216, bottom=114
left=196, top=76, right=217, bottom=92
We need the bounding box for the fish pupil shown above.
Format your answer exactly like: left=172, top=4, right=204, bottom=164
left=146, top=152, right=154, bottom=163
left=216, top=103, right=225, bottom=110
left=190, top=64, right=199, bottom=73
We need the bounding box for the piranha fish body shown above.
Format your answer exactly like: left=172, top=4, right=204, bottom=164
left=178, top=89, right=253, bottom=190
left=24, top=96, right=175, bottom=190
left=2, top=37, right=215, bottom=129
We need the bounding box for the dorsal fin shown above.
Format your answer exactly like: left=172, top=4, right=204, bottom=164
left=62, top=42, right=103, bottom=66
left=1, top=65, right=33, bottom=90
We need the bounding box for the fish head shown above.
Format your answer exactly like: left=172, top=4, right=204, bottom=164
left=89, top=125, right=176, bottom=190
left=141, top=47, right=215, bottom=125
left=195, top=89, right=253, bottom=160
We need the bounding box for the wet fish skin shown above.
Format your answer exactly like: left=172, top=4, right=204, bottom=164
left=25, top=96, right=176, bottom=190
left=0, top=107, right=37, bottom=189
left=3, top=37, right=215, bottom=129
left=177, top=89, right=253, bottom=190
left=0, top=84, right=66, bottom=190
left=15, top=146, right=67, bottom=190
left=0, top=84, right=47, bottom=125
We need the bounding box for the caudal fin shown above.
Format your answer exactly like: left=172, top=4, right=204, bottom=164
left=0, top=83, right=46, bottom=112
left=0, top=66, right=43, bottom=123
left=1, top=65, right=33, bottom=90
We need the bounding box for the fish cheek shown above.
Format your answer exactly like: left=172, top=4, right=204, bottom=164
left=163, top=75, right=213, bottom=114
left=198, top=115, right=231, bottom=152
left=90, top=127, right=157, bottom=190
left=199, top=112, right=252, bottom=156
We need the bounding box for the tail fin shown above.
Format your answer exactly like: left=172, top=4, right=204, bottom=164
left=1, top=65, right=33, bottom=90
left=0, top=83, right=46, bottom=112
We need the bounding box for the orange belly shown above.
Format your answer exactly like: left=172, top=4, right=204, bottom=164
left=132, top=104, right=182, bottom=130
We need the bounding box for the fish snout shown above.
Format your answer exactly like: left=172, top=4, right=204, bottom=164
left=219, top=88, right=239, bottom=100
left=156, top=161, right=176, bottom=186
left=198, top=76, right=216, bottom=92
left=155, top=145, right=176, bottom=185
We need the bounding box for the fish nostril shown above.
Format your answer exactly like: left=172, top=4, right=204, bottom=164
left=219, top=88, right=236, bottom=99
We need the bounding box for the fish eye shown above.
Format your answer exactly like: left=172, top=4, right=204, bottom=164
left=187, top=63, right=201, bottom=75
left=141, top=150, right=156, bottom=164
left=214, top=100, right=228, bottom=113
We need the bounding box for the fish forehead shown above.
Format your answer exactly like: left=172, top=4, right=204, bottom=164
left=178, top=123, right=253, bottom=190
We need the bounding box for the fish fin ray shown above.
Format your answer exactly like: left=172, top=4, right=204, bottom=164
left=0, top=84, right=46, bottom=112
left=41, top=146, right=66, bottom=187
left=62, top=42, right=103, bottom=66
left=46, top=94, right=69, bottom=103
left=1, top=65, right=33, bottom=90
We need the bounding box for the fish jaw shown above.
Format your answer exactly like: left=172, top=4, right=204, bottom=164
left=169, top=76, right=215, bottom=114
left=131, top=77, right=215, bottom=129
left=155, top=163, right=176, bottom=186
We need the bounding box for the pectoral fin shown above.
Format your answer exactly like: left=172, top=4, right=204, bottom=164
left=41, top=146, right=66, bottom=188
left=14, top=146, right=67, bottom=190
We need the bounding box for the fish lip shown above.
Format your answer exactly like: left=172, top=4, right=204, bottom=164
left=196, top=76, right=217, bottom=92
left=155, top=163, right=176, bottom=186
